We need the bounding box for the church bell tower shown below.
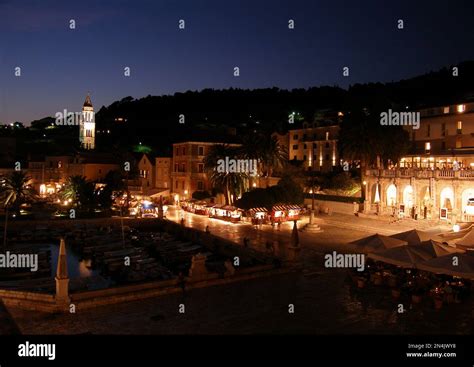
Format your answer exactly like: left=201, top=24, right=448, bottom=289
left=79, top=94, right=95, bottom=150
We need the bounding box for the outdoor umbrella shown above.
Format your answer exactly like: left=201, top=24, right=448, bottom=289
left=409, top=240, right=465, bottom=259
left=454, top=227, right=474, bottom=249
left=368, top=245, right=435, bottom=268
left=368, top=240, right=463, bottom=268
left=350, top=233, right=407, bottom=253
left=417, top=253, right=474, bottom=279
left=437, top=224, right=473, bottom=244
left=390, top=229, right=438, bottom=245
left=291, top=220, right=299, bottom=247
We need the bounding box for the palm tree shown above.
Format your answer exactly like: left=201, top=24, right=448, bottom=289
left=240, top=133, right=287, bottom=178
left=208, top=169, right=248, bottom=205
left=0, top=171, right=37, bottom=248
left=259, top=135, right=288, bottom=178
left=204, top=144, right=248, bottom=205
left=339, top=107, right=411, bottom=200
left=338, top=109, right=382, bottom=200
left=60, top=175, right=95, bottom=211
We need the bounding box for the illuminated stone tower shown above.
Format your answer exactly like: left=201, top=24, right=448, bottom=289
left=79, top=94, right=95, bottom=150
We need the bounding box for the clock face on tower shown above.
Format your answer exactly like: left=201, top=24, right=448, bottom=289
left=79, top=94, right=95, bottom=150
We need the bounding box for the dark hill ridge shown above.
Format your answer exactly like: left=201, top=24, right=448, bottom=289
left=95, top=60, right=474, bottom=131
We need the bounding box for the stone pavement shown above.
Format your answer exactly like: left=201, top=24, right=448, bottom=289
left=167, top=207, right=452, bottom=254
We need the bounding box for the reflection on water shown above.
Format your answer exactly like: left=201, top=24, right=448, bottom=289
left=46, top=244, right=99, bottom=279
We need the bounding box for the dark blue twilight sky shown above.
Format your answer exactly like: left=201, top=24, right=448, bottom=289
left=0, top=0, right=473, bottom=124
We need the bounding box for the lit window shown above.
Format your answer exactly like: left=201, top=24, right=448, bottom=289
left=425, top=142, right=431, bottom=151
left=457, top=104, right=465, bottom=113
left=458, top=121, right=462, bottom=131
left=325, top=132, right=329, bottom=140
left=443, top=107, right=449, bottom=114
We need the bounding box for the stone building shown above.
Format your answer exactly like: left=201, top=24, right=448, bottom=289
left=364, top=102, right=474, bottom=223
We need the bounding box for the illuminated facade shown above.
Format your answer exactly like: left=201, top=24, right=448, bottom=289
left=79, top=94, right=95, bottom=150
left=365, top=102, right=474, bottom=222
left=288, top=122, right=340, bottom=172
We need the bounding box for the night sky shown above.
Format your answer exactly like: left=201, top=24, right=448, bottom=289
left=0, top=0, right=473, bottom=124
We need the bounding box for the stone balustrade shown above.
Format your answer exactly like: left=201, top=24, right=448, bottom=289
left=366, top=168, right=474, bottom=180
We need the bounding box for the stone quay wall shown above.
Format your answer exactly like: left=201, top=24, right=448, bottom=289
left=0, top=219, right=299, bottom=313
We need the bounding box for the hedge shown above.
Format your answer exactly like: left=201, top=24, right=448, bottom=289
left=304, top=193, right=363, bottom=204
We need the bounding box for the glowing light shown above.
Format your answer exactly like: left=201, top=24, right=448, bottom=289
left=457, top=104, right=465, bottom=113
left=453, top=224, right=460, bottom=233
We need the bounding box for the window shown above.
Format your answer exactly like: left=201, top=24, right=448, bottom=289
left=198, top=181, right=204, bottom=190
left=425, top=142, right=431, bottom=151
left=182, top=147, right=186, bottom=155
left=443, top=106, right=450, bottom=114
left=175, top=148, right=179, bottom=156
left=198, top=146, right=204, bottom=156
left=198, top=163, right=204, bottom=173
left=293, top=155, right=297, bottom=160
left=441, top=141, right=446, bottom=150
left=303, top=144, right=307, bottom=149
left=180, top=163, right=185, bottom=172
left=325, top=142, right=330, bottom=148
left=58, top=161, right=62, bottom=168
left=293, top=134, right=298, bottom=140
left=174, top=163, right=178, bottom=172
left=457, top=121, right=462, bottom=134
left=182, top=181, right=185, bottom=189
left=441, top=123, right=446, bottom=137
left=426, top=124, right=431, bottom=138
left=293, top=144, right=298, bottom=150
left=303, top=134, right=307, bottom=140
left=175, top=180, right=178, bottom=189
left=457, top=104, right=466, bottom=113
left=325, top=154, right=330, bottom=161
left=303, top=155, right=307, bottom=161
left=325, top=132, right=329, bottom=140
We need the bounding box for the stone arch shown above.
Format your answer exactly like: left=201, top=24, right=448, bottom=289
left=386, top=184, right=397, bottom=207
left=402, top=185, right=414, bottom=209
left=440, top=186, right=454, bottom=211
left=370, top=182, right=381, bottom=204
left=461, top=188, right=474, bottom=216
